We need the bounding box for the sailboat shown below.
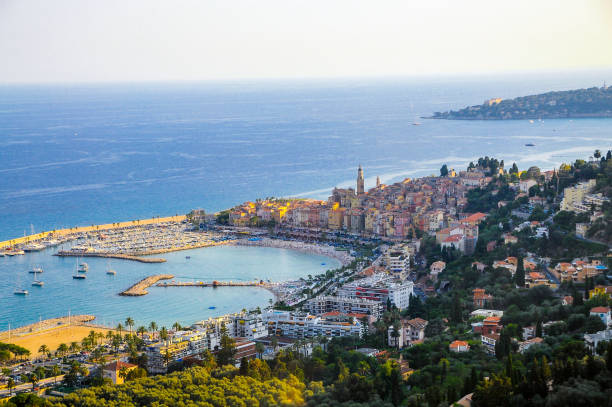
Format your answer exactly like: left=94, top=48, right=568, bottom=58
left=28, top=266, right=43, bottom=273
left=32, top=269, right=44, bottom=287
left=106, top=260, right=116, bottom=275
left=14, top=273, right=29, bottom=295
left=78, top=262, right=89, bottom=273
left=73, top=259, right=86, bottom=279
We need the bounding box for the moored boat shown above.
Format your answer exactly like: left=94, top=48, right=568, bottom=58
left=14, top=289, right=29, bottom=295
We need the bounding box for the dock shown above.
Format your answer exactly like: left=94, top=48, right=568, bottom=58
left=119, top=274, right=175, bottom=296
left=55, top=251, right=166, bottom=263
left=156, top=280, right=271, bottom=288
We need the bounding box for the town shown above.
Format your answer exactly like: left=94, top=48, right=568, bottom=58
left=1, top=151, right=611, bottom=407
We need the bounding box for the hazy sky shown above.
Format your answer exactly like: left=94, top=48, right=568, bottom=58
left=1, top=0, right=611, bottom=83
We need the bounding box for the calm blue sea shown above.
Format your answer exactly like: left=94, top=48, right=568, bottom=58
left=1, top=70, right=611, bottom=328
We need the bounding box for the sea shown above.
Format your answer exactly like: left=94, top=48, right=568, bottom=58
left=1, top=70, right=611, bottom=329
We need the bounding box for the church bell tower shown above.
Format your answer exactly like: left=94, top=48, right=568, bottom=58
left=357, top=165, right=365, bottom=195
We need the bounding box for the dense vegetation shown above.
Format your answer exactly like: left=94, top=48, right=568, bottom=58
left=432, top=86, right=612, bottom=120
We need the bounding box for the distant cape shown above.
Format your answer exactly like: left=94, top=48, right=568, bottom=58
left=429, top=86, right=612, bottom=120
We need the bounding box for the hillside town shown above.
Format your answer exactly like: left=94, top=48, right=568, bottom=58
left=2, top=151, right=611, bottom=407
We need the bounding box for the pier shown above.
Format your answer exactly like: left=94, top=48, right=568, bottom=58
left=55, top=251, right=167, bottom=263
left=156, top=280, right=271, bottom=288
left=119, top=274, right=175, bottom=296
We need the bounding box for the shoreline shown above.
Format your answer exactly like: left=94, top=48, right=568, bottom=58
left=0, top=315, right=96, bottom=339
left=233, top=237, right=354, bottom=267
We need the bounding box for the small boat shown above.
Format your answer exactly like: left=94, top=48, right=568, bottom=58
left=208, top=306, right=216, bottom=310
left=23, top=243, right=45, bottom=252
left=32, top=281, right=44, bottom=287
left=412, top=122, right=421, bottom=126
left=186, top=256, right=191, bottom=259
left=525, top=143, right=536, bottom=147
left=72, top=274, right=86, bottom=279
left=78, top=263, right=88, bottom=272
left=29, top=267, right=43, bottom=273
left=321, top=262, right=326, bottom=265
left=14, top=289, right=29, bottom=295
left=106, top=269, right=116, bottom=275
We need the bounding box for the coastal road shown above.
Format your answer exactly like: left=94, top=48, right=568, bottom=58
left=0, top=375, right=64, bottom=398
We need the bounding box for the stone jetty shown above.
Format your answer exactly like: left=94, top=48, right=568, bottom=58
left=119, top=274, right=174, bottom=296
left=55, top=251, right=166, bottom=263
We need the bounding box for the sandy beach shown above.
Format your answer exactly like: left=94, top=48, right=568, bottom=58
left=235, top=238, right=354, bottom=266
left=0, top=315, right=114, bottom=359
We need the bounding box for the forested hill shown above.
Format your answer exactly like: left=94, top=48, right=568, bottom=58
left=431, top=86, right=612, bottom=120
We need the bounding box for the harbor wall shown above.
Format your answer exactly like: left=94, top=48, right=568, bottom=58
left=0, top=215, right=186, bottom=249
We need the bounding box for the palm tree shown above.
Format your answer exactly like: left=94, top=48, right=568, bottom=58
left=52, top=364, right=61, bottom=385
left=29, top=373, right=38, bottom=391
left=159, top=327, right=168, bottom=342
left=116, top=323, right=124, bottom=337
left=125, top=317, right=135, bottom=336
left=38, top=344, right=49, bottom=363
left=57, top=343, right=68, bottom=357
left=149, top=321, right=158, bottom=336
left=69, top=342, right=80, bottom=354
left=7, top=378, right=15, bottom=396
left=172, top=321, right=181, bottom=332
left=106, top=330, right=114, bottom=344
left=137, top=326, right=146, bottom=338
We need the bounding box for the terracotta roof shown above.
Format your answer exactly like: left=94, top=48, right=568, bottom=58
left=461, top=212, right=487, bottom=223
left=591, top=307, right=610, bottom=313
left=444, top=234, right=464, bottom=243
left=449, top=340, right=469, bottom=349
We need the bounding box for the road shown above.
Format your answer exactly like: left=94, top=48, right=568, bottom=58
left=0, top=375, right=64, bottom=398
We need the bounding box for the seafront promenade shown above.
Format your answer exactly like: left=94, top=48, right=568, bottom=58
left=0, top=215, right=186, bottom=250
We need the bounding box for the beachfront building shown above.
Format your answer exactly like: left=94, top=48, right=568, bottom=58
left=262, top=311, right=363, bottom=339
left=384, top=244, right=411, bottom=275
left=305, top=295, right=383, bottom=320
left=337, top=273, right=414, bottom=310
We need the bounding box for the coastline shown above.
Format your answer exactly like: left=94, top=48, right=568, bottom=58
left=0, top=315, right=96, bottom=339
left=233, top=237, right=354, bottom=267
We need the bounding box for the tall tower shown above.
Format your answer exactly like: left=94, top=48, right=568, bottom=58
left=376, top=176, right=381, bottom=188
left=357, top=165, right=365, bottom=195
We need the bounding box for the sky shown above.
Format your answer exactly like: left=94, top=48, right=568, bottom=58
left=1, top=0, right=612, bottom=83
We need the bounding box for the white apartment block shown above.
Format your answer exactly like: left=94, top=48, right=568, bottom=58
left=306, top=296, right=382, bottom=319
left=262, top=311, right=362, bottom=339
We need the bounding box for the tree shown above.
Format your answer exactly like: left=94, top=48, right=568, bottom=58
left=7, top=377, right=15, bottom=396
left=57, top=343, right=68, bottom=357
left=116, top=323, right=124, bottom=337
left=584, top=315, right=606, bottom=334
left=535, top=320, right=543, bottom=338
left=217, top=334, right=236, bottom=366
left=440, top=164, right=449, bottom=177
left=149, top=321, right=158, bottom=335
left=255, top=342, right=265, bottom=359
left=137, top=326, right=146, bottom=338
left=172, top=321, right=182, bottom=332
left=29, top=373, right=38, bottom=391
left=450, top=293, right=462, bottom=324
left=125, top=317, right=134, bottom=336
left=38, top=344, right=49, bottom=363
left=52, top=364, right=61, bottom=385
left=160, top=327, right=169, bottom=342
left=514, top=257, right=525, bottom=287
left=472, top=374, right=512, bottom=407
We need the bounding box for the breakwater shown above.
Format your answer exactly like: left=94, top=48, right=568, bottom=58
left=156, top=280, right=271, bottom=288
left=119, top=274, right=175, bottom=296
left=55, top=251, right=167, bottom=263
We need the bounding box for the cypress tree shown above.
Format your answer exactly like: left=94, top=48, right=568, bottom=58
left=514, top=257, right=525, bottom=287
